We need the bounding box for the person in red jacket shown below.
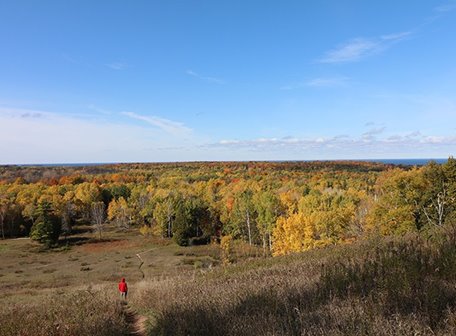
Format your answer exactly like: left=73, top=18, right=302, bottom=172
left=118, top=278, right=128, bottom=300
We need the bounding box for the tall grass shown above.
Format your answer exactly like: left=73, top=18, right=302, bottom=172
left=133, top=232, right=456, bottom=335
left=320, top=234, right=456, bottom=330
left=5, top=232, right=456, bottom=335
left=0, top=287, right=129, bottom=336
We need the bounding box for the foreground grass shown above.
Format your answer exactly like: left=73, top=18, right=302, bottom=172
left=4, top=227, right=456, bottom=335
left=132, top=233, right=456, bottom=335
left=0, top=287, right=129, bottom=336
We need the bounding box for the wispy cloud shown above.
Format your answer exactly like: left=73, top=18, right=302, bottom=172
left=121, top=111, right=192, bottom=136
left=20, top=112, right=43, bottom=118
left=106, top=62, right=128, bottom=70
left=380, top=31, right=412, bottom=41
left=186, top=70, right=225, bottom=84
left=88, top=104, right=112, bottom=115
left=434, top=1, right=456, bottom=12
left=319, top=38, right=381, bottom=63
left=0, top=107, right=48, bottom=119
left=319, top=31, right=411, bottom=63
left=280, top=77, right=349, bottom=90
left=362, top=126, right=386, bottom=137
left=306, top=77, right=349, bottom=88
left=319, top=2, right=456, bottom=65
left=0, top=107, right=199, bottom=164
left=61, top=53, right=94, bottom=68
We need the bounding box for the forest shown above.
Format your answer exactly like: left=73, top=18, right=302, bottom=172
left=1, top=159, right=455, bottom=252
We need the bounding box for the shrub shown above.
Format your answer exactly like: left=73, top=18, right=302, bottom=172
left=220, top=235, right=233, bottom=264
left=139, top=225, right=154, bottom=237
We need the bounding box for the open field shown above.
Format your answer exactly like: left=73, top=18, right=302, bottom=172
left=0, top=224, right=266, bottom=335
left=1, top=225, right=224, bottom=306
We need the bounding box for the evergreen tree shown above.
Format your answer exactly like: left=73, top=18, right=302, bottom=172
left=30, top=201, right=61, bottom=248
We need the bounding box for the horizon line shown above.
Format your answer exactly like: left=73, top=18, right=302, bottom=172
left=1, top=157, right=451, bottom=167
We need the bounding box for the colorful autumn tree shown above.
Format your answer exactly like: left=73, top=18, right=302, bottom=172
left=366, top=168, right=423, bottom=235
left=107, top=197, right=133, bottom=228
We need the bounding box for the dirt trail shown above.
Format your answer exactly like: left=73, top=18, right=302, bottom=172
left=123, top=303, right=147, bottom=336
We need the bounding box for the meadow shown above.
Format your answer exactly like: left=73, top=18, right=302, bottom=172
left=0, top=224, right=224, bottom=335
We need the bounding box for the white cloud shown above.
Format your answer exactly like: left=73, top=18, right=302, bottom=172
left=380, top=31, right=412, bottom=41
left=220, top=139, right=240, bottom=145
left=280, top=77, right=349, bottom=90
left=319, top=31, right=411, bottom=63
left=0, top=107, right=197, bottom=164
left=121, top=111, right=192, bottom=136
left=88, top=104, right=112, bottom=115
left=362, top=126, right=386, bottom=138
left=320, top=38, right=380, bottom=63
left=186, top=70, right=225, bottom=84
left=205, top=132, right=456, bottom=157
left=20, top=112, right=43, bottom=118
left=106, top=62, right=128, bottom=70
left=306, top=77, right=349, bottom=88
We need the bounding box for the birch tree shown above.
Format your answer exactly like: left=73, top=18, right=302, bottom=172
left=91, top=201, right=106, bottom=239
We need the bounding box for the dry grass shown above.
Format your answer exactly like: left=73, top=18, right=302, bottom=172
left=0, top=286, right=129, bottom=336
left=0, top=224, right=223, bottom=335
left=131, top=233, right=456, bottom=335
left=0, top=225, right=222, bottom=302
left=5, top=225, right=456, bottom=335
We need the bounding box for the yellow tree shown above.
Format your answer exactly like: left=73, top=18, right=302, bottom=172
left=272, top=212, right=316, bottom=256
left=74, top=182, right=102, bottom=221
left=366, top=168, right=423, bottom=235
left=108, top=197, right=133, bottom=228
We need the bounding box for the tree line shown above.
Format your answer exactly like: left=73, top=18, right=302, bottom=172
left=0, top=159, right=454, bottom=252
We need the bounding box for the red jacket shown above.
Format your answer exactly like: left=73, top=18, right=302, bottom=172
left=118, top=278, right=128, bottom=292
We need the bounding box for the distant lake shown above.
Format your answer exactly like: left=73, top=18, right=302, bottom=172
left=361, top=158, right=448, bottom=166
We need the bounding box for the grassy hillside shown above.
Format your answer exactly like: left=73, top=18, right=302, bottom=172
left=131, top=231, right=456, bottom=336
left=2, top=226, right=456, bottom=335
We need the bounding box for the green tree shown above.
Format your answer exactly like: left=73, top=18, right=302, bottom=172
left=254, top=190, right=281, bottom=252
left=30, top=201, right=61, bottom=248
left=171, top=196, right=212, bottom=246
left=225, top=189, right=257, bottom=245
left=154, top=194, right=177, bottom=237
left=420, top=159, right=456, bottom=228
left=0, top=196, right=10, bottom=239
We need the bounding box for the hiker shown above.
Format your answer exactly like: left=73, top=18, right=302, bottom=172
left=118, top=277, right=128, bottom=300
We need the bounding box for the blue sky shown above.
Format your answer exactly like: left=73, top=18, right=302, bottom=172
left=0, top=0, right=455, bottom=163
